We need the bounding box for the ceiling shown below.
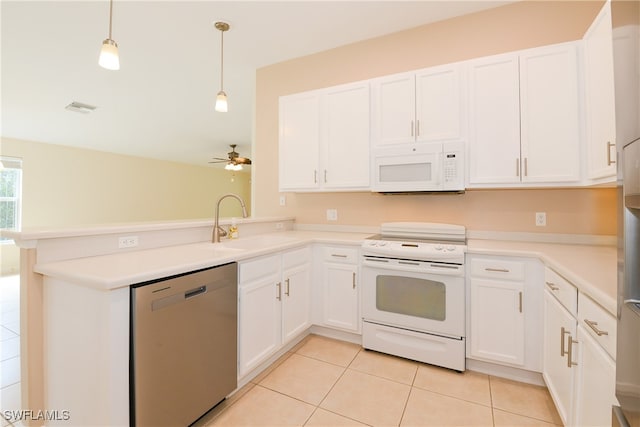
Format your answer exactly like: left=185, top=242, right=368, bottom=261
left=1, top=1, right=513, bottom=167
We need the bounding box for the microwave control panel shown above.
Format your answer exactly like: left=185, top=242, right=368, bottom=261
left=443, top=151, right=463, bottom=190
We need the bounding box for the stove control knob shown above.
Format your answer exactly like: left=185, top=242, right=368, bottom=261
left=435, top=245, right=443, bottom=251
left=446, top=245, right=456, bottom=252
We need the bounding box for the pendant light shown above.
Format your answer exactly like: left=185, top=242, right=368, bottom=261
left=214, top=21, right=230, bottom=112
left=99, top=0, right=120, bottom=70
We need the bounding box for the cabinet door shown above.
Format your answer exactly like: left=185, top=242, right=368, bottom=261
left=469, top=278, right=525, bottom=366
left=279, top=92, right=321, bottom=190
left=238, top=276, right=282, bottom=377
left=468, top=53, right=521, bottom=185
left=415, top=64, right=464, bottom=143
left=323, top=82, right=370, bottom=189
left=543, top=290, right=577, bottom=426
left=282, top=262, right=311, bottom=343
left=584, top=2, right=617, bottom=180
left=323, top=263, right=359, bottom=332
left=573, top=325, right=617, bottom=427
left=371, top=72, right=416, bottom=147
left=520, top=43, right=581, bottom=183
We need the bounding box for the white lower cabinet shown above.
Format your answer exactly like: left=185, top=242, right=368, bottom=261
left=467, top=255, right=542, bottom=371
left=238, top=247, right=311, bottom=377
left=543, top=267, right=617, bottom=426
left=573, top=324, right=617, bottom=427
left=543, top=289, right=577, bottom=425
left=319, top=246, right=360, bottom=333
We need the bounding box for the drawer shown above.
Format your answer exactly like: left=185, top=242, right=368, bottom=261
left=470, top=257, right=525, bottom=281
left=544, top=267, right=578, bottom=316
left=324, top=246, right=358, bottom=264
left=282, top=246, right=310, bottom=270
left=578, top=292, right=617, bottom=359
left=239, top=254, right=280, bottom=284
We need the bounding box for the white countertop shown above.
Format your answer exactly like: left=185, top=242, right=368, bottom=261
left=34, top=229, right=617, bottom=315
left=468, top=239, right=617, bottom=315
left=34, top=230, right=371, bottom=290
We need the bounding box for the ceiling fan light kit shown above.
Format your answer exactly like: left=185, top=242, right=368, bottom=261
left=98, top=0, right=120, bottom=70
left=210, top=144, right=252, bottom=170
left=214, top=21, right=230, bottom=112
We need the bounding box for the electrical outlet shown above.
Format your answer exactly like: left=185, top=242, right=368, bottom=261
left=118, top=235, right=139, bottom=249
left=535, top=212, right=547, bottom=227
left=279, top=195, right=286, bottom=206
left=326, top=209, right=338, bottom=221
left=275, top=222, right=284, bottom=230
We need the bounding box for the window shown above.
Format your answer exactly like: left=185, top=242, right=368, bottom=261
left=0, top=157, right=22, bottom=242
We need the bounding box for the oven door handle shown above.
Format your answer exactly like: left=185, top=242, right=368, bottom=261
left=362, top=258, right=463, bottom=275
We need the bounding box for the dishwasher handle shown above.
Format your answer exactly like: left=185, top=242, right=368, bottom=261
left=185, top=285, right=207, bottom=299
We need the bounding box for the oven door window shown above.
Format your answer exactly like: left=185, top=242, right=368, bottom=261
left=376, top=275, right=445, bottom=321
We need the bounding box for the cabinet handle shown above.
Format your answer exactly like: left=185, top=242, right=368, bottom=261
left=331, top=254, right=348, bottom=258
left=607, top=141, right=616, bottom=165
left=314, top=170, right=317, bottom=184
left=352, top=272, right=356, bottom=289
left=516, top=158, right=520, bottom=177
left=416, top=119, right=420, bottom=137
left=524, top=158, right=528, bottom=177
left=276, top=282, right=282, bottom=301
left=584, top=319, right=609, bottom=336
left=285, top=278, right=290, bottom=297
left=485, top=267, right=509, bottom=273
left=546, top=281, right=559, bottom=291
left=567, top=336, right=578, bottom=368
left=560, top=326, right=570, bottom=356
left=324, top=170, right=327, bottom=183
left=519, top=291, right=523, bottom=313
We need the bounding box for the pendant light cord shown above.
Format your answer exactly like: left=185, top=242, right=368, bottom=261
left=108, top=0, right=114, bottom=39
left=220, top=28, right=224, bottom=91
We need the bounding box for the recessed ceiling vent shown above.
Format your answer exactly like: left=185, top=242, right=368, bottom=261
left=65, top=102, right=97, bottom=114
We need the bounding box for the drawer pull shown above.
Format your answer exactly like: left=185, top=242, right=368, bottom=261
left=331, top=254, right=348, bottom=258
left=352, top=272, right=356, bottom=289
left=584, top=319, right=609, bottom=336
left=485, top=267, right=510, bottom=273
left=567, top=336, right=578, bottom=368
left=546, top=281, right=559, bottom=291
left=561, top=327, right=570, bottom=356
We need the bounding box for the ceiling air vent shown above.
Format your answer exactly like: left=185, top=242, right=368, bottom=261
left=65, top=102, right=97, bottom=114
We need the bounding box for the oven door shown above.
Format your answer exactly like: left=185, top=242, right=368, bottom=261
left=362, top=257, right=465, bottom=338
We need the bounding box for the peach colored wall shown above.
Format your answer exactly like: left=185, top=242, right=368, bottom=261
left=255, top=1, right=616, bottom=236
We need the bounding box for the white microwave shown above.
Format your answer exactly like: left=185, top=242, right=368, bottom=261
left=372, top=141, right=465, bottom=193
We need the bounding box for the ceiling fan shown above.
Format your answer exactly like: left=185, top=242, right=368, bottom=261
left=209, top=144, right=252, bottom=170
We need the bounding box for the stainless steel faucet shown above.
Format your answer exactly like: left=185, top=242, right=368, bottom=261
left=212, top=193, right=248, bottom=243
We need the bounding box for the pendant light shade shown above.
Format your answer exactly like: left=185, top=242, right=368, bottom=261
left=99, top=0, right=120, bottom=70
left=215, top=90, right=228, bottom=113
left=214, top=21, right=230, bottom=112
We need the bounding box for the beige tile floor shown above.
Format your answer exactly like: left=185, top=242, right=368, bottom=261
left=196, top=334, right=562, bottom=427
left=0, top=275, right=21, bottom=427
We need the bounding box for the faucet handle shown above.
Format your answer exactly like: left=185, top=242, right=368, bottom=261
left=217, top=226, right=228, bottom=237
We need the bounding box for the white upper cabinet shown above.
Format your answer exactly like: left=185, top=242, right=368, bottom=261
left=520, top=43, right=581, bottom=183
left=583, top=1, right=616, bottom=181
left=468, top=42, right=582, bottom=187
left=279, top=81, right=370, bottom=192
left=371, top=63, right=465, bottom=148
left=322, top=83, right=370, bottom=189
left=279, top=92, right=321, bottom=191
left=468, top=53, right=521, bottom=185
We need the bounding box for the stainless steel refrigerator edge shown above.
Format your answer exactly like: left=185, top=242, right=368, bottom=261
left=614, top=1, right=640, bottom=426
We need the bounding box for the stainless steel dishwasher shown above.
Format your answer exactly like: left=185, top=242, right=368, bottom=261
left=130, top=262, right=237, bottom=427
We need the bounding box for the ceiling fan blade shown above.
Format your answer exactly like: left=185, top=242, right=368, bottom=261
left=235, top=157, right=252, bottom=165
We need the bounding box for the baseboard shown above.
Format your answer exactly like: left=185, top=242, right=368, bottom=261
left=466, top=358, right=545, bottom=386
